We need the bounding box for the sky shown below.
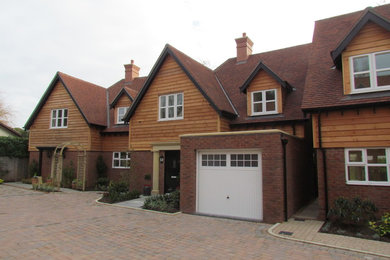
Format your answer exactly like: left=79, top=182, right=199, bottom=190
left=0, top=0, right=388, bottom=128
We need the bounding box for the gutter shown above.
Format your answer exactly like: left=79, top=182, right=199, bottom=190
left=318, top=112, right=329, bottom=219
left=281, top=135, right=289, bottom=221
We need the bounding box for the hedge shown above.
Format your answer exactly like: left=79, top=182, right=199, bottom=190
left=0, top=136, right=28, bottom=158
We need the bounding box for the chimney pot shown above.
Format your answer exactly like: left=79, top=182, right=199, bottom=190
left=235, top=33, right=253, bottom=63
left=124, top=60, right=140, bottom=83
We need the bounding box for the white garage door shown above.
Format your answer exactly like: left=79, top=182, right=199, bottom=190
left=197, top=150, right=262, bottom=221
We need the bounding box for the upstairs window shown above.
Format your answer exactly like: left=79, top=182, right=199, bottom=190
left=51, top=109, right=68, bottom=128
left=116, top=107, right=127, bottom=124
left=159, top=93, right=183, bottom=120
left=251, top=89, right=277, bottom=115
left=345, top=148, right=390, bottom=186
left=350, top=51, right=390, bottom=93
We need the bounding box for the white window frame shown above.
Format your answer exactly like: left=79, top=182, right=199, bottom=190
left=345, top=148, right=390, bottom=186
left=251, top=89, right=278, bottom=116
left=50, top=108, right=68, bottom=129
left=116, top=107, right=127, bottom=124
left=158, top=93, right=184, bottom=121
left=349, top=50, right=390, bottom=94
left=199, top=151, right=260, bottom=169
left=112, top=152, right=131, bottom=169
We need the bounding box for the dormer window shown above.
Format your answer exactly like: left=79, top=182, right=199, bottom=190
left=251, top=89, right=277, bottom=115
left=51, top=109, right=68, bottom=128
left=350, top=51, right=390, bottom=93
left=116, top=107, right=127, bottom=124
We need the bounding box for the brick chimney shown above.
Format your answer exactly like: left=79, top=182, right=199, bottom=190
left=235, top=33, right=253, bottom=62
left=124, top=60, right=140, bottom=83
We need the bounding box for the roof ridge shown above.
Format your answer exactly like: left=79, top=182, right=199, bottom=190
left=58, top=71, right=105, bottom=90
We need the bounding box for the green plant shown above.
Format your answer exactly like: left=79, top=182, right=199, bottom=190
left=369, top=212, right=390, bottom=237
left=61, top=161, right=75, bottom=188
left=0, top=178, right=3, bottom=184
left=96, top=155, right=107, bottom=179
left=0, top=136, right=28, bottom=158
left=21, top=178, right=32, bottom=184
left=143, top=190, right=180, bottom=213
left=96, top=177, right=110, bottom=191
left=328, top=197, right=377, bottom=226
left=106, top=181, right=140, bottom=203
left=29, top=160, right=39, bottom=178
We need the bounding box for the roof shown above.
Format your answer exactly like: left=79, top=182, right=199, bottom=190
left=302, top=4, right=390, bottom=111
left=124, top=44, right=237, bottom=122
left=0, top=121, right=21, bottom=137
left=216, top=44, right=311, bottom=125
left=25, top=72, right=107, bottom=129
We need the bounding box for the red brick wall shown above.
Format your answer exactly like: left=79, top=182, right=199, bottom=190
left=180, top=132, right=313, bottom=224
left=317, top=148, right=390, bottom=220
left=129, top=151, right=153, bottom=193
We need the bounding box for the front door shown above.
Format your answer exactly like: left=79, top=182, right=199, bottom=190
left=164, top=150, right=180, bottom=193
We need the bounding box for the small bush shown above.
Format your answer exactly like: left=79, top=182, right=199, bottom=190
left=21, top=178, right=32, bottom=184
left=29, top=160, right=39, bottom=178
left=33, top=182, right=58, bottom=192
left=61, top=161, right=75, bottom=188
left=328, top=197, right=377, bottom=226
left=96, top=177, right=109, bottom=191
left=143, top=190, right=180, bottom=213
left=106, top=181, right=140, bottom=203
left=369, top=212, right=390, bottom=237
left=0, top=178, right=3, bottom=184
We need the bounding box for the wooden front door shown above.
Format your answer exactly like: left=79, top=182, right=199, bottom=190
left=164, top=150, right=180, bottom=193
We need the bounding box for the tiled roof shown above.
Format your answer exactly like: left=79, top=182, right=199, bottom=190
left=302, top=4, right=390, bottom=111
left=216, top=44, right=311, bottom=124
left=0, top=121, right=21, bottom=137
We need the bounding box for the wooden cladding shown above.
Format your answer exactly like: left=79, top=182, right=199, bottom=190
left=129, top=55, right=220, bottom=151
left=102, top=133, right=129, bottom=151
left=114, top=95, right=132, bottom=124
left=28, top=82, right=90, bottom=151
left=312, top=107, right=390, bottom=148
left=246, top=70, right=283, bottom=116
left=342, top=22, right=390, bottom=94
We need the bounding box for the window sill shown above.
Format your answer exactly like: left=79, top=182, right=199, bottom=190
left=346, top=181, right=390, bottom=187
left=158, top=118, right=184, bottom=122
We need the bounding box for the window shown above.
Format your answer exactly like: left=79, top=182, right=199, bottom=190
left=251, top=89, right=277, bottom=115
left=350, top=51, right=390, bottom=93
left=345, top=148, right=390, bottom=185
left=159, top=93, right=183, bottom=120
left=116, top=107, right=127, bottom=124
left=51, top=109, right=68, bottom=128
left=113, top=152, right=131, bottom=168
left=201, top=154, right=227, bottom=167
left=231, top=154, right=258, bottom=167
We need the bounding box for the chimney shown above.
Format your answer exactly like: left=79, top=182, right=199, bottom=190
left=124, top=60, right=140, bottom=83
left=235, top=33, right=253, bottom=62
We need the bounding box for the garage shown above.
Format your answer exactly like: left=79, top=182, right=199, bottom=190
left=197, top=150, right=262, bottom=221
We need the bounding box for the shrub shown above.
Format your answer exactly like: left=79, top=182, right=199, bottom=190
left=0, top=178, right=3, bottom=184
left=33, top=182, right=58, bottom=192
left=0, top=136, right=28, bottom=158
left=369, top=212, right=390, bottom=237
left=96, top=155, right=107, bottom=179
left=328, top=197, right=377, bottom=226
left=21, top=178, right=32, bottom=184
left=107, top=181, right=140, bottom=203
left=96, top=177, right=109, bottom=191
left=28, top=160, right=39, bottom=178
left=143, top=190, right=180, bottom=213
left=61, top=161, right=75, bottom=188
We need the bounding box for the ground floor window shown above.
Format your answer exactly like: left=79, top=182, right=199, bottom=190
left=112, top=152, right=131, bottom=168
left=345, top=148, right=390, bottom=185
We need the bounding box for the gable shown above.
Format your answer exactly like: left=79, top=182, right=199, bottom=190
left=342, top=22, right=390, bottom=94
left=246, top=70, right=283, bottom=116
left=129, top=55, right=221, bottom=150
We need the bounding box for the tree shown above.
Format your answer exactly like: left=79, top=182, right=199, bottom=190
left=0, top=97, right=13, bottom=125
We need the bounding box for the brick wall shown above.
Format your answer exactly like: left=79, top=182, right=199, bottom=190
left=317, top=148, right=390, bottom=219
left=180, top=132, right=313, bottom=223
left=130, top=151, right=153, bottom=193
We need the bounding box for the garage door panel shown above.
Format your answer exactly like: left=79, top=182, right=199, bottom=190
left=197, top=150, right=262, bottom=221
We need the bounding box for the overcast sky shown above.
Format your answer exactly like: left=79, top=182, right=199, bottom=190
left=0, top=0, right=387, bottom=128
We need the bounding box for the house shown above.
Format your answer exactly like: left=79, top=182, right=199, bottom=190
left=24, top=62, right=146, bottom=188
left=0, top=121, right=21, bottom=137
left=302, top=6, right=390, bottom=219
left=124, top=39, right=315, bottom=223
left=25, top=3, right=390, bottom=223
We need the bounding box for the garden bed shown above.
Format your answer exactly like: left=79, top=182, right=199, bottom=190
left=320, top=222, right=390, bottom=243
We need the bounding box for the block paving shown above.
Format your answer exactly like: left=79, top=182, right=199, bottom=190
left=0, top=185, right=386, bottom=259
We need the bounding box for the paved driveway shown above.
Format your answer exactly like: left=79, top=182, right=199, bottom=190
left=0, top=185, right=384, bottom=259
